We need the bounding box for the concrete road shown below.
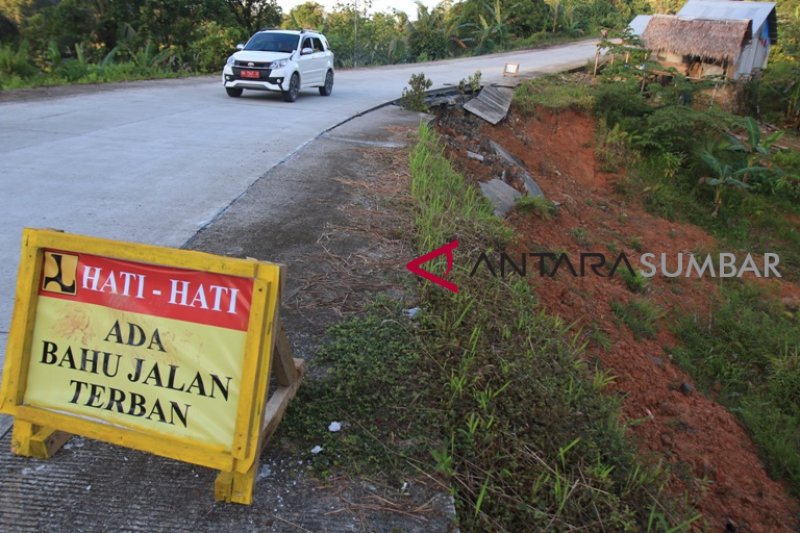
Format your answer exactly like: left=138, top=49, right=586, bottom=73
left=0, top=39, right=599, bottom=368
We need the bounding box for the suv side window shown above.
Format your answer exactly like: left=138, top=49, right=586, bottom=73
left=312, top=38, right=325, bottom=52
left=302, top=37, right=313, bottom=52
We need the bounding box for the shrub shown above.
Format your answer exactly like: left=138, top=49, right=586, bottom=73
left=672, top=284, right=800, bottom=494
left=458, top=69, right=482, bottom=94
left=0, top=41, right=37, bottom=81
left=757, top=60, right=800, bottom=129
left=515, top=195, right=557, bottom=218
left=188, top=22, right=245, bottom=73
left=611, top=299, right=661, bottom=339
left=620, top=268, right=648, bottom=293
left=594, top=79, right=650, bottom=129
left=401, top=72, right=433, bottom=112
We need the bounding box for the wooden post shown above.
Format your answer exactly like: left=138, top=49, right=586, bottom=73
left=593, top=48, right=601, bottom=77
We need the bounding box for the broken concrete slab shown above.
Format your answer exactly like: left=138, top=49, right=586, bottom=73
left=427, top=95, right=458, bottom=107
left=490, top=139, right=525, bottom=168
left=489, top=140, right=545, bottom=199
left=467, top=150, right=485, bottom=161
left=464, top=83, right=517, bottom=125
left=480, top=178, right=521, bottom=216
left=522, top=172, right=545, bottom=198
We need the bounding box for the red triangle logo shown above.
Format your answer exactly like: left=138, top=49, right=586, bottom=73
left=406, top=240, right=459, bottom=293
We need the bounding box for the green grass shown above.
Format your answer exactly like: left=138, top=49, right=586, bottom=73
left=409, top=123, right=511, bottom=251
left=277, top=309, right=430, bottom=478
left=407, top=124, right=695, bottom=531
left=0, top=41, right=199, bottom=91
left=620, top=269, right=649, bottom=293
left=513, top=74, right=595, bottom=114
left=0, top=61, right=190, bottom=90
left=278, top=123, right=698, bottom=532
left=570, top=227, right=592, bottom=247
left=671, top=284, right=800, bottom=495
left=515, top=195, right=557, bottom=219
left=611, top=298, right=661, bottom=339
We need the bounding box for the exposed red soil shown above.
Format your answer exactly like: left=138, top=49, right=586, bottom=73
left=436, top=107, right=800, bottom=532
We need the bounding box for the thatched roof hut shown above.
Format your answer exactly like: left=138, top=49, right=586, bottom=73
left=641, top=15, right=752, bottom=62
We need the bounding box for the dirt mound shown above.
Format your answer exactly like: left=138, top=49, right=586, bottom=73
left=435, top=106, right=799, bottom=532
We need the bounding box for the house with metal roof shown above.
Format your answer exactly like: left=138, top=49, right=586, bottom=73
left=628, top=0, right=777, bottom=80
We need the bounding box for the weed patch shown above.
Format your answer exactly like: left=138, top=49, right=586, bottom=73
left=278, top=311, right=431, bottom=479
left=515, top=195, right=557, bottom=219
left=513, top=74, right=595, bottom=114
left=407, top=124, right=694, bottom=531
left=611, top=298, right=661, bottom=339
left=620, top=268, right=649, bottom=293
left=671, top=284, right=800, bottom=495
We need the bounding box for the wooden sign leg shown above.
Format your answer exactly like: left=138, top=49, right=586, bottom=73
left=11, top=419, right=71, bottom=459
left=215, top=319, right=305, bottom=505
left=214, top=459, right=260, bottom=505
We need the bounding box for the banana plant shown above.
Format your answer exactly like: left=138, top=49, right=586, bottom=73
left=699, top=150, right=765, bottom=217
left=473, top=0, right=516, bottom=51
left=727, top=117, right=784, bottom=168
left=725, top=117, right=783, bottom=191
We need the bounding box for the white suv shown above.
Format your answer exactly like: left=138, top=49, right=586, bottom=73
left=222, top=29, right=334, bottom=102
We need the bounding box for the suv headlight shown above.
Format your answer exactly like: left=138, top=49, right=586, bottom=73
left=226, top=55, right=235, bottom=66
left=270, top=59, right=288, bottom=70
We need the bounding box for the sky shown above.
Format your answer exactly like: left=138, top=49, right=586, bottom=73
left=276, top=0, right=442, bottom=21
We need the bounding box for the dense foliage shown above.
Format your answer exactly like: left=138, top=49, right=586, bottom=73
left=2, top=0, right=799, bottom=92
left=0, top=0, right=644, bottom=89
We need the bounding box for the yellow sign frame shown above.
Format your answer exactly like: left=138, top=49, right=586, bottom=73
left=0, top=228, right=304, bottom=504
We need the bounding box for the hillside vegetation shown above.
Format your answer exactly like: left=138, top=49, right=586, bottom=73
left=3, top=0, right=796, bottom=90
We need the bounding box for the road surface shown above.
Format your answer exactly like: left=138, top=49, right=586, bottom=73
left=0, top=39, right=599, bottom=369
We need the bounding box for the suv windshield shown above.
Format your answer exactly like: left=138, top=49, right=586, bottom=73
left=245, top=33, right=299, bottom=53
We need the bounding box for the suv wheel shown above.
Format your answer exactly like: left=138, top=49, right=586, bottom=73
left=284, top=73, right=300, bottom=102
left=319, top=70, right=333, bottom=96
left=226, top=87, right=243, bottom=98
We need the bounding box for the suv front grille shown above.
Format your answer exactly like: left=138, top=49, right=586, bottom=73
left=234, top=60, right=271, bottom=69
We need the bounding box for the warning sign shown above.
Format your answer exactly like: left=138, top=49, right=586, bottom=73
left=1, top=229, right=304, bottom=504
left=27, top=251, right=254, bottom=449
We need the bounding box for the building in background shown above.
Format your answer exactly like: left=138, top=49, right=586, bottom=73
left=629, top=0, right=777, bottom=80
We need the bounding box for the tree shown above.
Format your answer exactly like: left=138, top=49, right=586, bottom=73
left=225, top=0, right=282, bottom=34
left=475, top=0, right=514, bottom=51
left=283, top=2, right=325, bottom=30
left=408, top=2, right=449, bottom=61
left=454, top=0, right=548, bottom=44
left=699, top=150, right=763, bottom=217
left=0, top=0, right=29, bottom=23
left=727, top=117, right=783, bottom=168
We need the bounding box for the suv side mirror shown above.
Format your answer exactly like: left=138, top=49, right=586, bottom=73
left=301, top=47, right=314, bottom=55
left=236, top=43, right=245, bottom=51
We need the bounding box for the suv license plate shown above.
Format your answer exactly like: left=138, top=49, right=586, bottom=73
left=241, top=70, right=260, bottom=79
